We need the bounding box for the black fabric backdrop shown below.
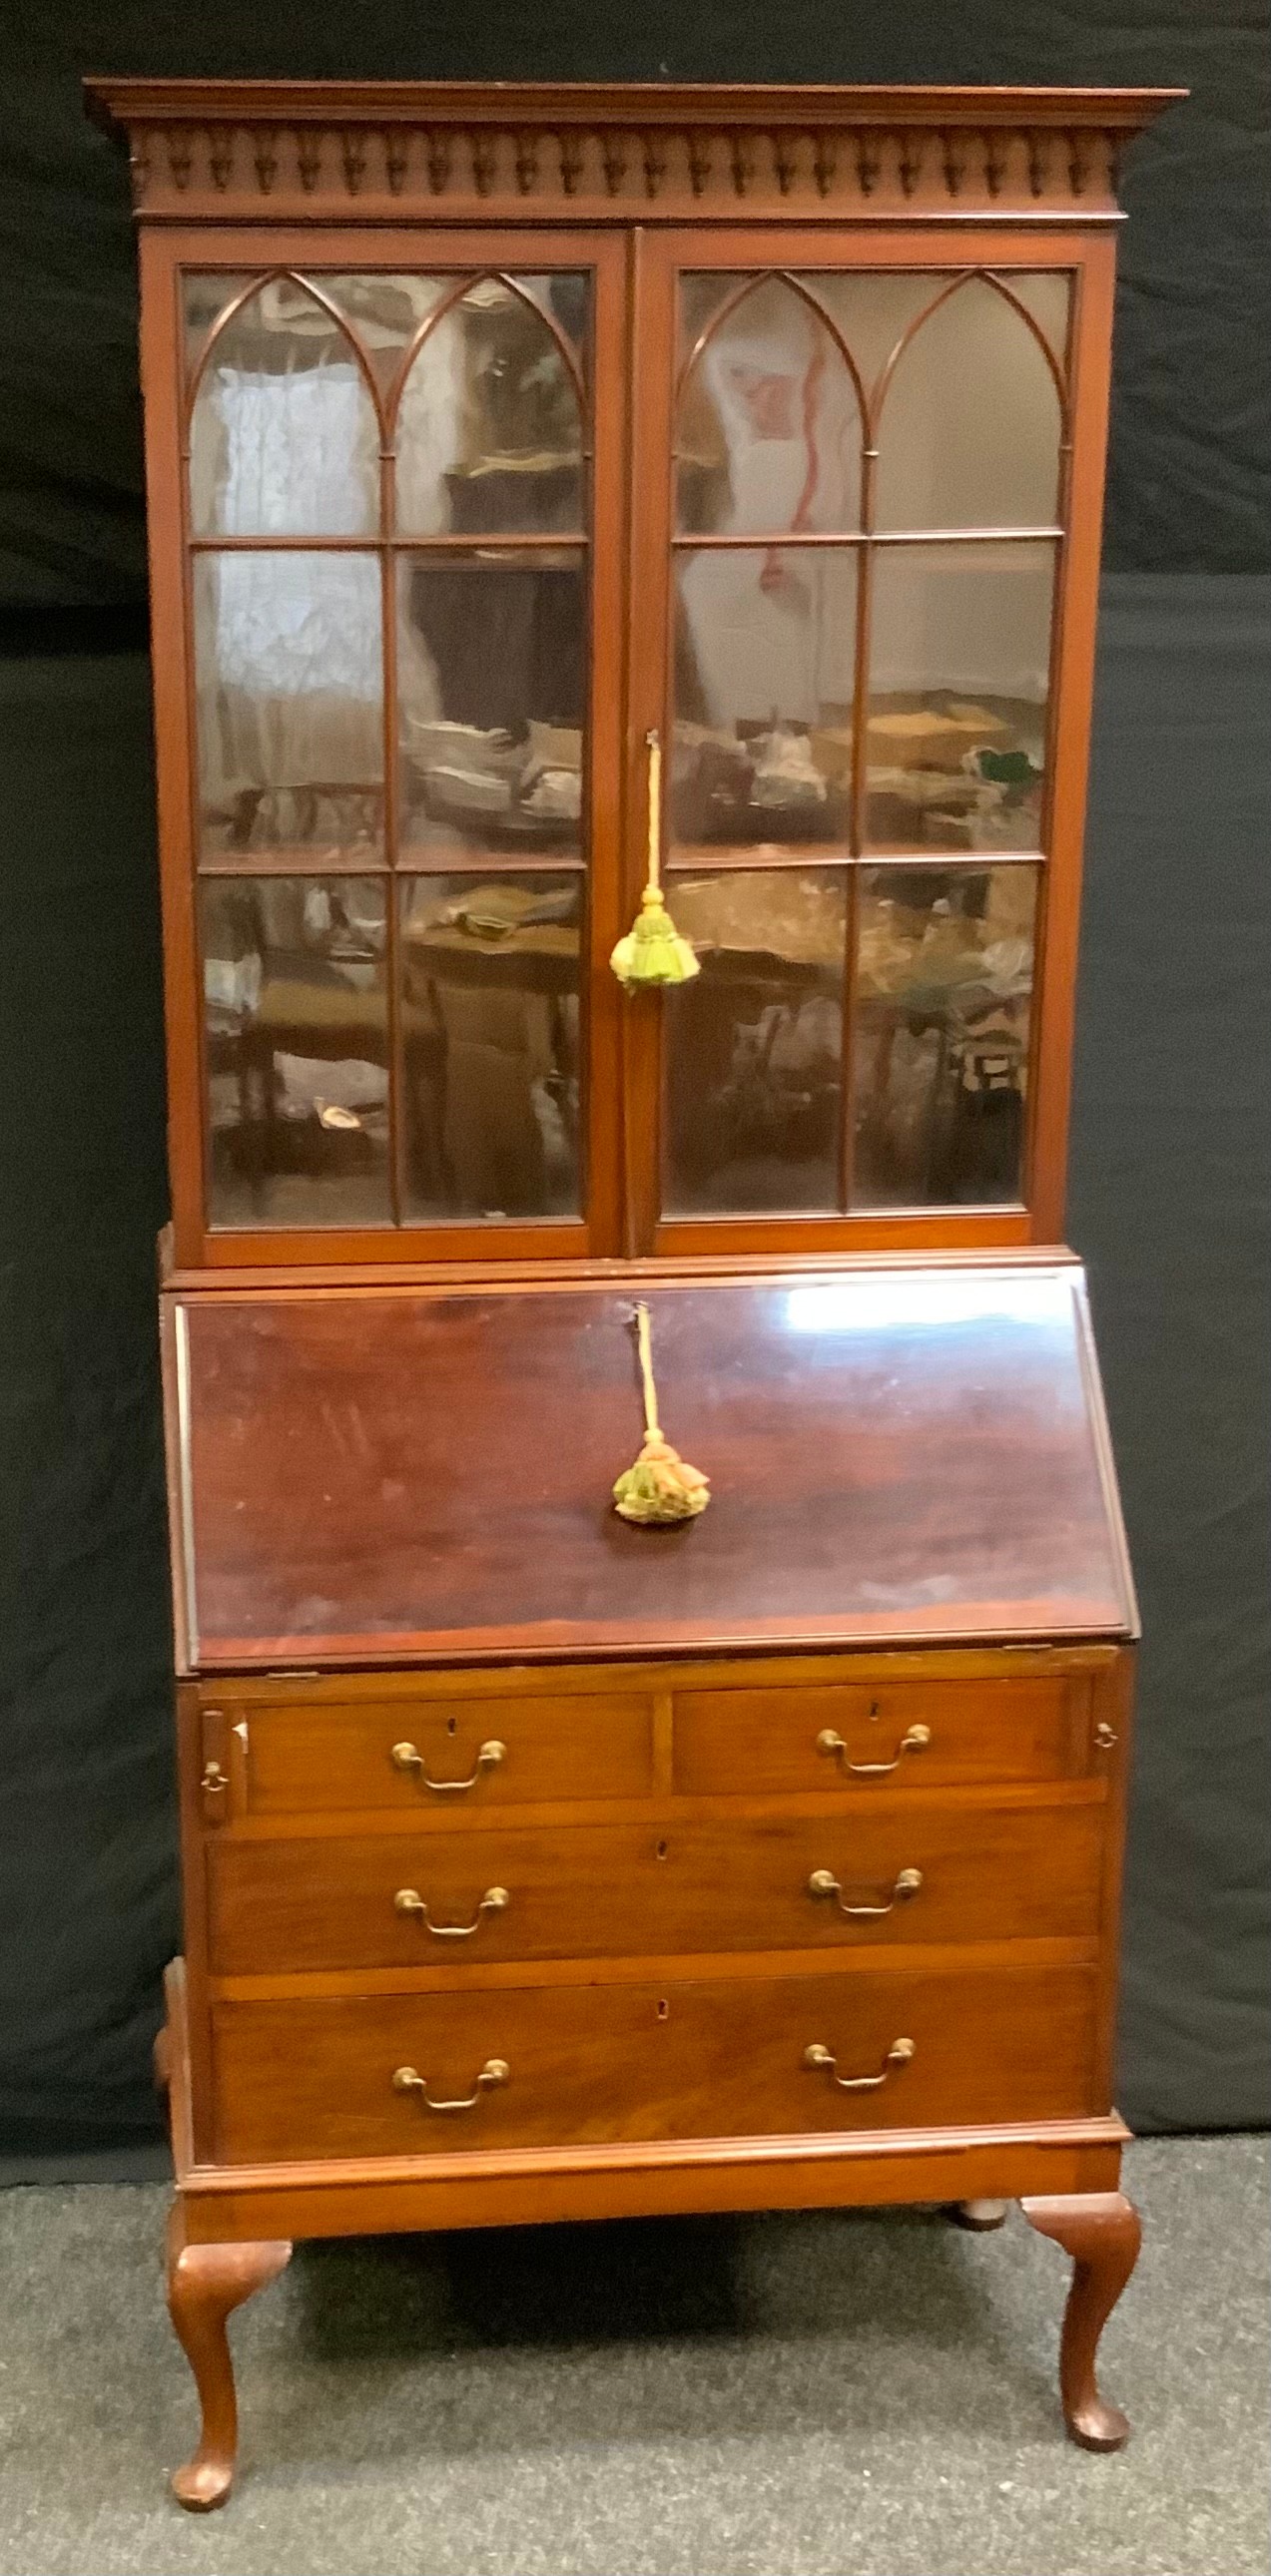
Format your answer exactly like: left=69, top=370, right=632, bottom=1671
left=1, top=4, right=1267, bottom=2170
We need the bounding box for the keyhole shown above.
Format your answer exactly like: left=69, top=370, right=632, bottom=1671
left=869, top=1700, right=880, bottom=1722
left=655, top=1839, right=668, bottom=1860
left=446, top=1717, right=457, bottom=1737
left=656, top=1998, right=670, bottom=2021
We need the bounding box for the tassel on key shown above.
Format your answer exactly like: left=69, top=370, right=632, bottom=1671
left=610, top=731, right=700, bottom=988
left=613, top=1301, right=710, bottom=1526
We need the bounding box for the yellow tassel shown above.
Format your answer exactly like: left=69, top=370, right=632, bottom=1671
left=610, top=731, right=700, bottom=989
left=613, top=1302, right=710, bottom=1526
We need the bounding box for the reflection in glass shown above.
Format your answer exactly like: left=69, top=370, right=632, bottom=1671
left=186, top=276, right=380, bottom=538
left=397, top=555, right=585, bottom=859
left=866, top=543, right=1055, bottom=851
left=193, top=553, right=383, bottom=862
left=399, top=875, right=582, bottom=1221
left=201, top=876, right=389, bottom=1228
left=183, top=272, right=254, bottom=379
left=852, top=862, right=1036, bottom=1207
left=395, top=275, right=586, bottom=536
left=316, top=271, right=447, bottom=396
left=875, top=275, right=1065, bottom=530
left=798, top=271, right=953, bottom=406
left=676, top=274, right=862, bottom=535
left=673, top=550, right=857, bottom=852
left=663, top=870, right=847, bottom=1214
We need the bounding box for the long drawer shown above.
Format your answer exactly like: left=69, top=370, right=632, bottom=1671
left=673, top=1676, right=1079, bottom=1796
left=211, top=1961, right=1099, bottom=2164
left=208, top=1798, right=1105, bottom=1975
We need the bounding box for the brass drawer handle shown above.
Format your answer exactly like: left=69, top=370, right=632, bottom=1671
left=803, top=2036, right=916, bottom=2092
left=817, top=1723, right=931, bottom=1777
left=392, top=2058, right=509, bottom=2113
left=390, top=1738, right=505, bottom=1794
left=808, top=1865, right=923, bottom=1917
left=394, top=1884, right=509, bottom=1939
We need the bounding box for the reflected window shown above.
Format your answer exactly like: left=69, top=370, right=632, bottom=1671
left=186, top=275, right=380, bottom=538
left=193, top=553, right=383, bottom=863
left=201, top=876, right=389, bottom=1228
left=399, top=875, right=582, bottom=1221
left=663, top=869, right=848, bottom=1214
left=851, top=862, right=1036, bottom=1207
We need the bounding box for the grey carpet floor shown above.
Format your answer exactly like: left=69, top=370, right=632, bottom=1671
left=0, top=2136, right=1266, bottom=2576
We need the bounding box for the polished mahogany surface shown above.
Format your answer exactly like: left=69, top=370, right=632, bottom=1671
left=173, top=1263, right=1134, bottom=1667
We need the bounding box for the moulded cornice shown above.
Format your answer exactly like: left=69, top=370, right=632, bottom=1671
left=84, top=80, right=1184, bottom=224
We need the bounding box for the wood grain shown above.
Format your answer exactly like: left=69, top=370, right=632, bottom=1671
left=210, top=1961, right=1099, bottom=2163
left=206, top=1796, right=1105, bottom=1975
left=175, top=1267, right=1135, bottom=1668
left=674, top=1672, right=1079, bottom=1795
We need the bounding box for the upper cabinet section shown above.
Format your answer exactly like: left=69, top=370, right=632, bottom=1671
left=85, top=80, right=1181, bottom=1268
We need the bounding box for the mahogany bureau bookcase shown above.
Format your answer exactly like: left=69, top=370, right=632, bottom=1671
left=85, top=75, right=1180, bottom=2507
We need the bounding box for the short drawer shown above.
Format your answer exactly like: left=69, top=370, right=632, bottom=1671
left=211, top=1960, right=1100, bottom=2164
left=673, top=1676, right=1078, bottom=1797
left=207, top=1798, right=1105, bottom=1975
left=209, top=1690, right=654, bottom=1818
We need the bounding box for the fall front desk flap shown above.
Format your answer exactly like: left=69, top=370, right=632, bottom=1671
left=166, top=1266, right=1135, bottom=1671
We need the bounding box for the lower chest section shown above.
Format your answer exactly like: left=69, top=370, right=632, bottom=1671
left=185, top=1646, right=1128, bottom=2169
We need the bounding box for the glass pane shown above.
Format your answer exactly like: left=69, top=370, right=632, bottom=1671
left=676, top=274, right=862, bottom=535
left=866, top=542, right=1054, bottom=852
left=193, top=553, right=383, bottom=863
left=399, top=874, right=582, bottom=1221
left=183, top=271, right=254, bottom=380
left=673, top=550, right=857, bottom=854
left=395, top=276, right=586, bottom=536
left=875, top=276, right=1064, bottom=530
left=1007, top=272, right=1072, bottom=368
left=662, top=869, right=847, bottom=1215
left=186, top=276, right=379, bottom=538
left=315, top=273, right=448, bottom=397
left=797, top=271, right=952, bottom=409
left=852, top=862, right=1036, bottom=1208
left=397, top=554, right=584, bottom=860
left=201, top=875, right=389, bottom=1229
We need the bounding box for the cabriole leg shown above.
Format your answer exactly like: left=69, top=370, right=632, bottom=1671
left=165, top=2206, right=292, bottom=2509
left=1021, top=2190, right=1141, bottom=2450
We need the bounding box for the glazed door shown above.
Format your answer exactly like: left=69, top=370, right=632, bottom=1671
left=623, top=229, right=1112, bottom=1256
left=144, top=226, right=627, bottom=1265
left=144, top=220, right=1112, bottom=1268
